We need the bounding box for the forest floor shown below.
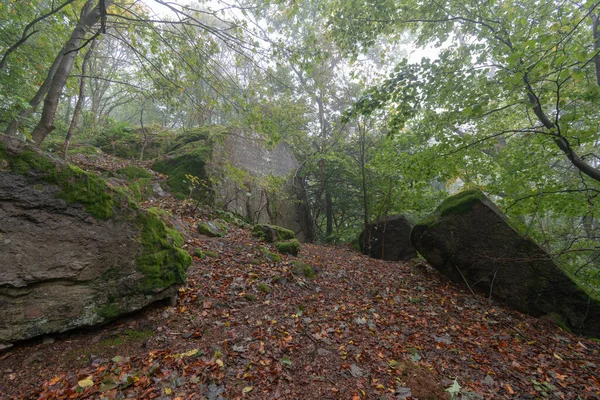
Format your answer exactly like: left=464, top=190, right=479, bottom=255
left=0, top=152, right=599, bottom=400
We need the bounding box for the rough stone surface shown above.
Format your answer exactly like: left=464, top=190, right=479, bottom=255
left=197, top=220, right=228, bottom=237
left=359, top=215, right=417, bottom=261
left=152, top=127, right=314, bottom=242
left=0, top=135, right=191, bottom=345
left=411, top=191, right=600, bottom=337
left=252, top=223, right=295, bottom=243
left=209, top=130, right=314, bottom=242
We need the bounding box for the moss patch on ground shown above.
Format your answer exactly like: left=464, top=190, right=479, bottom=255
left=291, top=260, right=316, bottom=278
left=117, top=165, right=153, bottom=180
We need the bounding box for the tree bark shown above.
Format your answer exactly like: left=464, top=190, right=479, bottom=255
left=592, top=14, right=600, bottom=87
left=62, top=39, right=97, bottom=159
left=5, top=50, right=65, bottom=136
left=31, top=0, right=109, bottom=145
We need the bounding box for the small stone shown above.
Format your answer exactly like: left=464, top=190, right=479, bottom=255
left=317, top=348, right=331, bottom=356
left=350, top=364, right=366, bottom=378
left=482, top=375, right=495, bottom=386
left=42, top=336, right=55, bottom=345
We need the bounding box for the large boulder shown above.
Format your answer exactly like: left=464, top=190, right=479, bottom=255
left=0, top=135, right=192, bottom=345
left=411, top=189, right=600, bottom=337
left=359, top=215, right=417, bottom=261
left=152, top=126, right=314, bottom=242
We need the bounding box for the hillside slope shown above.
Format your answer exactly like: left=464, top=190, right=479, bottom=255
left=0, top=152, right=598, bottom=399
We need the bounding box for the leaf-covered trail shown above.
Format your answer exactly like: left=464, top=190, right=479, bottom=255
left=1, top=198, right=599, bottom=399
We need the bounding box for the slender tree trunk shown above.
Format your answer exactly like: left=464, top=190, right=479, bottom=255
left=359, top=119, right=370, bottom=249
left=592, top=14, right=600, bottom=87
left=5, top=50, right=66, bottom=136
left=31, top=0, right=108, bottom=145
left=139, top=108, right=148, bottom=161
left=62, top=39, right=96, bottom=159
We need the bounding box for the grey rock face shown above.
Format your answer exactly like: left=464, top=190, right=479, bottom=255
left=359, top=215, right=417, bottom=261
left=411, top=192, right=600, bottom=337
left=0, top=136, right=189, bottom=345
left=209, top=130, right=313, bottom=242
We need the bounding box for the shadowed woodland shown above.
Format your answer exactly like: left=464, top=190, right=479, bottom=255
left=1, top=0, right=600, bottom=398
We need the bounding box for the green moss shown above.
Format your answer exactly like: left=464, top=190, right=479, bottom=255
left=204, top=250, right=219, bottom=258
left=252, top=224, right=295, bottom=242
left=195, top=248, right=205, bottom=258
left=117, top=165, right=153, bottom=180
left=414, top=212, right=441, bottom=229
left=438, top=189, right=484, bottom=217
left=198, top=221, right=227, bottom=237
left=1, top=138, right=192, bottom=296
left=548, top=313, right=573, bottom=333
left=244, top=293, right=257, bottom=302
left=127, top=178, right=152, bottom=202
left=291, top=260, right=316, bottom=278
left=1, top=144, right=118, bottom=220
left=97, top=303, right=121, bottom=320
left=101, top=265, right=123, bottom=281
left=276, top=239, right=301, bottom=256
left=152, top=140, right=212, bottom=198
left=136, top=208, right=192, bottom=293
left=99, top=335, right=125, bottom=347
left=124, top=328, right=154, bottom=340
left=257, top=282, right=272, bottom=294
left=260, top=247, right=281, bottom=262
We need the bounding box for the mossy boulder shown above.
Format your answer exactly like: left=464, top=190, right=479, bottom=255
left=0, top=135, right=191, bottom=345
left=276, top=239, right=301, bottom=256
left=359, top=215, right=417, bottom=261
left=411, top=190, right=600, bottom=337
left=151, top=126, right=225, bottom=199
left=253, top=223, right=295, bottom=243
left=291, top=261, right=317, bottom=279
left=197, top=220, right=228, bottom=237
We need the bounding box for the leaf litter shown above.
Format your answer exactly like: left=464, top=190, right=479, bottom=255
left=0, top=156, right=598, bottom=399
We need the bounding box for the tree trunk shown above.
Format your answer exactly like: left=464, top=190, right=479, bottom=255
left=592, top=14, right=600, bottom=87
left=139, top=108, right=148, bottom=161
left=5, top=50, right=66, bottom=136
left=62, top=39, right=96, bottom=159
left=359, top=119, right=370, bottom=248
left=31, top=0, right=108, bottom=146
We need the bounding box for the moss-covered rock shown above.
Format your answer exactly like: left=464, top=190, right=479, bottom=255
left=276, top=239, right=301, bottom=256
left=259, top=247, right=281, bottom=262
left=0, top=135, right=191, bottom=344
left=151, top=126, right=226, bottom=199
left=359, top=215, right=416, bottom=261
left=253, top=224, right=295, bottom=243
left=197, top=220, right=228, bottom=237
left=411, top=190, right=600, bottom=337
left=291, top=261, right=316, bottom=279
left=438, top=189, right=484, bottom=217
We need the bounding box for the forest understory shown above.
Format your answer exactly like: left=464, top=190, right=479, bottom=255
left=0, top=155, right=599, bottom=400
